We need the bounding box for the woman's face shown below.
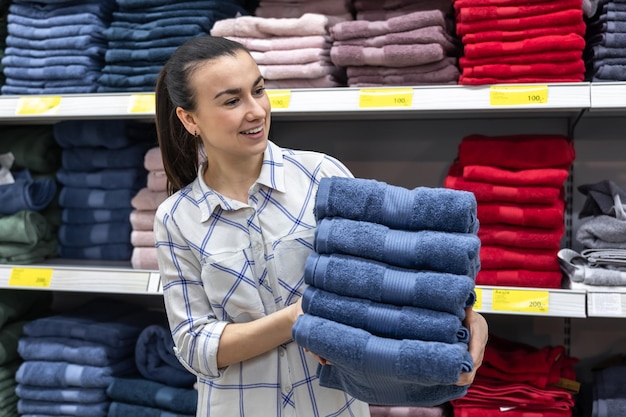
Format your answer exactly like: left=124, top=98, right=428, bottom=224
left=178, top=50, right=271, bottom=162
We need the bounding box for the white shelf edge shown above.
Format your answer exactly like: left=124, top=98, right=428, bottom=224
left=585, top=286, right=626, bottom=318
left=589, top=82, right=626, bottom=110
left=0, top=83, right=594, bottom=122
left=474, top=285, right=587, bottom=318
left=0, top=264, right=161, bottom=295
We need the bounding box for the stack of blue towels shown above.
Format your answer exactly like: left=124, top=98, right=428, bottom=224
left=53, top=119, right=156, bottom=261
left=107, top=322, right=197, bottom=417
left=15, top=298, right=164, bottom=417
left=292, top=176, right=481, bottom=406
left=98, top=0, right=250, bottom=92
left=1, top=0, right=115, bottom=95
left=585, top=0, right=626, bottom=81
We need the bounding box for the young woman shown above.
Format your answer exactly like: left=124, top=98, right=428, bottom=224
left=153, top=35, right=488, bottom=417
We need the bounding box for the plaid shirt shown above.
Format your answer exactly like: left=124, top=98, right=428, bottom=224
left=155, top=141, right=370, bottom=417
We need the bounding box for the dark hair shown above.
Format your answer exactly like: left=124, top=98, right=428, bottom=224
left=155, top=36, right=250, bottom=195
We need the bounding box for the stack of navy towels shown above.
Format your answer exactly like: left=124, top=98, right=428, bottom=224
left=2, top=0, right=115, bottom=95
left=98, top=0, right=250, bottom=92
left=53, top=119, right=156, bottom=261
left=292, top=176, right=481, bottom=406
left=15, top=298, right=163, bottom=417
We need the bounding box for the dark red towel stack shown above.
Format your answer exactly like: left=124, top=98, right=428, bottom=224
left=451, top=335, right=579, bottom=417
left=445, top=134, right=575, bottom=288
left=452, top=0, right=587, bottom=85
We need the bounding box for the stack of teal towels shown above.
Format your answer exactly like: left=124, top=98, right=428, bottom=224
left=292, top=176, right=481, bottom=406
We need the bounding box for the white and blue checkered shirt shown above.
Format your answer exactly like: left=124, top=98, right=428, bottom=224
left=154, top=141, right=370, bottom=417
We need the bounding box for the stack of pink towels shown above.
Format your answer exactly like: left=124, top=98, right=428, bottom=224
left=129, top=147, right=168, bottom=270
left=329, top=7, right=461, bottom=87
left=253, top=0, right=353, bottom=20
left=211, top=13, right=349, bottom=88
left=453, top=0, right=587, bottom=85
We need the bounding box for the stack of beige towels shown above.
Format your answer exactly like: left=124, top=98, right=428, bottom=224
left=210, top=13, right=350, bottom=88
left=329, top=0, right=461, bottom=87
left=129, top=147, right=168, bottom=270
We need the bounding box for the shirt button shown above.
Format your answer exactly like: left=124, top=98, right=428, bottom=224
left=280, top=350, right=285, bottom=357
left=285, top=386, right=292, bottom=393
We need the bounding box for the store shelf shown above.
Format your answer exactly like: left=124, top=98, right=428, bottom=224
left=0, top=82, right=594, bottom=123
left=589, top=82, right=626, bottom=111
left=474, top=285, right=587, bottom=318
left=0, top=263, right=161, bottom=295
left=586, top=286, right=626, bottom=318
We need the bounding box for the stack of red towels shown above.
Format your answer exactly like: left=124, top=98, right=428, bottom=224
left=445, top=134, right=575, bottom=288
left=452, top=0, right=587, bottom=85
left=451, top=335, right=579, bottom=417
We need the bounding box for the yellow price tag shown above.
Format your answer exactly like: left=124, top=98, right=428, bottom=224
left=128, top=93, right=156, bottom=114
left=492, top=289, right=549, bottom=314
left=359, top=88, right=413, bottom=108
left=473, top=287, right=483, bottom=311
left=490, top=85, right=548, bottom=106
left=9, top=268, right=53, bottom=288
left=267, top=90, right=291, bottom=109
left=16, top=96, right=62, bottom=115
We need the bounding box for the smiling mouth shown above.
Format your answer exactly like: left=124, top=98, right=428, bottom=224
left=241, top=126, right=263, bottom=134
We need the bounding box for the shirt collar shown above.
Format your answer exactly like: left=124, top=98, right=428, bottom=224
left=193, top=140, right=286, bottom=222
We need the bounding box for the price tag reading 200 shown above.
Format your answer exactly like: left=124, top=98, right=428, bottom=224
left=359, top=88, right=414, bottom=108
left=492, top=289, right=550, bottom=314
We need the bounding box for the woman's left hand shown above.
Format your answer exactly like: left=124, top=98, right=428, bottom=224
left=456, top=307, right=488, bottom=386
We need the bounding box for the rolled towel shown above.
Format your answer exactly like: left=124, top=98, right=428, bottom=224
left=135, top=324, right=196, bottom=387
left=106, top=376, right=198, bottom=415
left=292, top=314, right=472, bottom=405
left=304, top=253, right=475, bottom=318
left=302, top=286, right=469, bottom=343
left=315, top=217, right=481, bottom=277
left=315, top=176, right=478, bottom=233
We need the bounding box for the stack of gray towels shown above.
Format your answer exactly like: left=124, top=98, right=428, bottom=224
left=98, top=0, right=249, bottom=92
left=292, top=176, right=481, bottom=406
left=584, top=0, right=626, bottom=81
left=1, top=0, right=115, bottom=95
left=53, top=119, right=156, bottom=261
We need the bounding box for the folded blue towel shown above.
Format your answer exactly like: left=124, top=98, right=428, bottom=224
left=107, top=376, right=197, bottom=414
left=6, top=34, right=107, bottom=51
left=18, top=336, right=135, bottom=366
left=315, top=177, right=478, bottom=234
left=305, top=253, right=475, bottom=318
left=58, top=243, right=134, bottom=260
left=54, top=119, right=155, bottom=150
left=105, top=17, right=215, bottom=35
left=4, top=65, right=101, bottom=82
left=116, top=0, right=242, bottom=11
left=593, top=64, right=626, bottom=81
left=107, top=35, right=202, bottom=50
left=1, top=54, right=102, bottom=68
left=15, top=384, right=107, bottom=403
left=1, top=85, right=99, bottom=95
left=113, top=4, right=241, bottom=23
left=23, top=299, right=162, bottom=348
left=98, top=73, right=159, bottom=89
left=9, top=2, right=114, bottom=20
left=8, top=22, right=106, bottom=41
left=105, top=46, right=178, bottom=64
left=58, top=187, right=135, bottom=209
left=4, top=45, right=106, bottom=59
left=61, top=208, right=133, bottom=224
left=115, top=0, right=246, bottom=14
left=16, top=357, right=136, bottom=388
left=58, top=222, right=132, bottom=247
left=135, top=324, right=196, bottom=387
left=318, top=363, right=468, bottom=407
left=292, top=314, right=472, bottom=405
left=61, top=142, right=152, bottom=171
left=302, top=287, right=469, bottom=344
left=0, top=170, right=57, bottom=215
left=56, top=168, right=147, bottom=190
left=108, top=401, right=194, bottom=417
left=17, top=399, right=109, bottom=416
left=315, top=217, right=481, bottom=277
left=102, top=63, right=170, bottom=75
left=7, top=11, right=105, bottom=27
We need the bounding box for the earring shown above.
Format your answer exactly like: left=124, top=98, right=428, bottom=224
left=193, top=130, right=198, bottom=138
